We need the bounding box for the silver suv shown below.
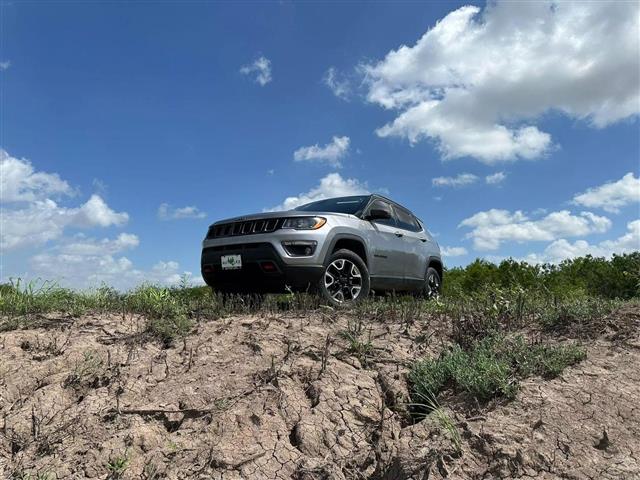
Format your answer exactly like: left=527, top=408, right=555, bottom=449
left=201, top=195, right=442, bottom=305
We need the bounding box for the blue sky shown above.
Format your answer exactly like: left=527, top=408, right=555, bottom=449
left=1, top=0, right=639, bottom=289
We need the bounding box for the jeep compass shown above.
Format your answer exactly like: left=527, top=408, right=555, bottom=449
left=201, top=195, right=442, bottom=305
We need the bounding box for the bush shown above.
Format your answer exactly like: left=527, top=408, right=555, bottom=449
left=443, top=252, right=639, bottom=300
left=409, top=334, right=586, bottom=403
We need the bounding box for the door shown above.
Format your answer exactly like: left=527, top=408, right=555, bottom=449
left=362, top=199, right=405, bottom=288
left=394, top=207, right=429, bottom=287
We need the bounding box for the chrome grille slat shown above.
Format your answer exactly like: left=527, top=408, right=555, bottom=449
left=207, top=218, right=282, bottom=239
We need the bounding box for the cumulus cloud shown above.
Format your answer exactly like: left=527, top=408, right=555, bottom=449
left=0, top=149, right=128, bottom=250
left=362, top=1, right=639, bottom=163
left=459, top=208, right=611, bottom=251
left=0, top=61, right=10, bottom=71
left=29, top=251, right=196, bottom=291
left=269, top=172, right=370, bottom=211
left=240, top=56, right=272, bottom=86
left=2, top=195, right=129, bottom=250
left=20, top=233, right=195, bottom=291
left=323, top=67, right=351, bottom=100
left=1, top=149, right=72, bottom=202
left=0, top=149, right=194, bottom=290
left=441, top=246, right=468, bottom=257
left=158, top=203, right=207, bottom=220
left=572, top=172, right=640, bottom=213
left=54, top=233, right=139, bottom=256
left=523, top=220, right=640, bottom=264
left=293, top=136, right=350, bottom=167
left=485, top=171, right=507, bottom=185
left=432, top=173, right=478, bottom=187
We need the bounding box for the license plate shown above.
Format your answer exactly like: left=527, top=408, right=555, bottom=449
left=221, top=254, right=242, bottom=270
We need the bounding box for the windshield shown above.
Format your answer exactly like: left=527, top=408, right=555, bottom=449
left=294, top=195, right=371, bottom=215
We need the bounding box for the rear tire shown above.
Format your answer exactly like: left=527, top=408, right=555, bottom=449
left=319, top=249, right=370, bottom=307
left=422, top=267, right=441, bottom=299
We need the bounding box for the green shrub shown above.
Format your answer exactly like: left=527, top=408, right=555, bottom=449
left=443, top=252, right=639, bottom=300
left=409, top=334, right=586, bottom=404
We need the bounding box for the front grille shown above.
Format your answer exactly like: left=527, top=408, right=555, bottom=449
left=207, top=218, right=281, bottom=239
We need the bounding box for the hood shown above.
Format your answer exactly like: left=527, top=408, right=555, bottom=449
left=210, top=210, right=354, bottom=226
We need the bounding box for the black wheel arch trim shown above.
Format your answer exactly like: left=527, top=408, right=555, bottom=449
left=324, top=233, right=370, bottom=267
left=427, top=256, right=444, bottom=281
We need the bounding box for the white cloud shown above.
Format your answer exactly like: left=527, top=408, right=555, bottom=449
left=572, top=172, right=640, bottom=213
left=73, top=194, right=128, bottom=227
left=29, top=251, right=196, bottom=291
left=0, top=149, right=128, bottom=250
left=324, top=67, right=351, bottom=100
left=523, top=220, right=640, bottom=264
left=158, top=203, right=207, bottom=220
left=0, top=60, right=10, bottom=71
left=54, top=233, right=139, bottom=256
left=270, top=172, right=370, bottom=211
left=362, top=1, right=639, bottom=163
left=2, top=195, right=129, bottom=250
left=432, top=173, right=478, bottom=187
left=240, top=56, right=272, bottom=86
left=293, top=136, right=350, bottom=167
left=441, top=246, right=468, bottom=257
left=0, top=149, right=195, bottom=290
left=459, top=208, right=611, bottom=250
left=20, top=233, right=195, bottom=291
left=485, top=171, right=507, bottom=185
left=1, top=149, right=73, bottom=202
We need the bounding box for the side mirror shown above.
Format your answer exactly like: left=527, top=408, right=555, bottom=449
left=367, top=207, right=392, bottom=220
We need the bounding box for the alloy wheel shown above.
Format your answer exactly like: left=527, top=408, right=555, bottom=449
left=426, top=272, right=440, bottom=298
left=324, top=259, right=363, bottom=303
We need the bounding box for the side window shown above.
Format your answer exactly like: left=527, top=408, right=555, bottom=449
left=368, top=200, right=396, bottom=227
left=396, top=208, right=421, bottom=232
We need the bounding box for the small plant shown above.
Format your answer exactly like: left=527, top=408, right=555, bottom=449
left=127, top=285, right=193, bottom=345
left=340, top=318, right=374, bottom=364
left=409, top=390, right=462, bottom=454
left=107, top=451, right=130, bottom=478
left=64, top=350, right=108, bottom=390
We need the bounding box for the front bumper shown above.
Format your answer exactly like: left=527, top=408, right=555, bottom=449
left=201, top=242, right=324, bottom=293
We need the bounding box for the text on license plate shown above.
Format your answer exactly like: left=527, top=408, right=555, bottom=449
left=221, top=254, right=242, bottom=270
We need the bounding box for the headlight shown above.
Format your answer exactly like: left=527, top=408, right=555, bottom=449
left=281, top=216, right=326, bottom=230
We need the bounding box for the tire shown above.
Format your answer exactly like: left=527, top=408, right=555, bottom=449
left=319, top=249, right=370, bottom=307
left=422, top=266, right=441, bottom=299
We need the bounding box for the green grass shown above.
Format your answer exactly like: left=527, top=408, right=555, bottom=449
left=106, top=451, right=130, bottom=479
left=0, top=252, right=635, bottom=345
left=409, top=390, right=462, bottom=454
left=409, top=334, right=586, bottom=403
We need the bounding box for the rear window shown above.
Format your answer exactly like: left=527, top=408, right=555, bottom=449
left=395, top=207, right=422, bottom=232
left=295, top=195, right=370, bottom=214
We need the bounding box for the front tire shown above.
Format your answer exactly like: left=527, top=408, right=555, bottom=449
left=319, top=249, right=370, bottom=307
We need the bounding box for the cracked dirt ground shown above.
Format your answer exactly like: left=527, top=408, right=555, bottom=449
left=1, top=305, right=639, bottom=479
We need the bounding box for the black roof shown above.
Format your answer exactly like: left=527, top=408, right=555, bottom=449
left=368, top=194, right=414, bottom=214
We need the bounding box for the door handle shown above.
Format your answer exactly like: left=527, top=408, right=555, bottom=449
left=394, top=231, right=403, bottom=237
left=420, top=238, right=427, bottom=242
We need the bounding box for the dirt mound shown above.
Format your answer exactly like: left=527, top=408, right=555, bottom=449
left=1, top=306, right=639, bottom=479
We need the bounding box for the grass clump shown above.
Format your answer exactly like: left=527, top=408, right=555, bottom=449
left=539, top=296, right=623, bottom=335
left=339, top=318, right=374, bottom=365
left=106, top=451, right=130, bottom=479
left=409, top=391, right=462, bottom=454
left=409, top=334, right=586, bottom=404
left=126, top=285, right=194, bottom=345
